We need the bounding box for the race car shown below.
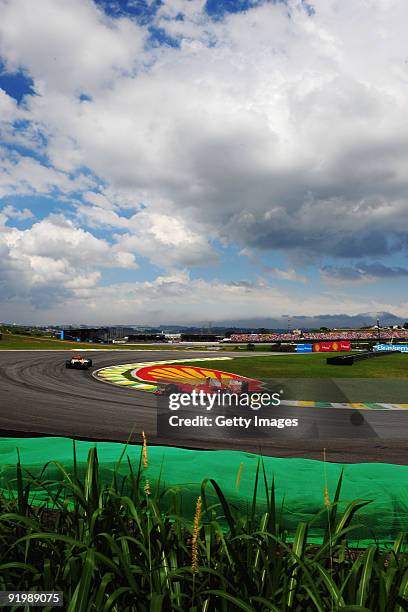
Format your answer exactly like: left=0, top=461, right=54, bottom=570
left=65, top=355, right=93, bottom=370
left=157, top=377, right=251, bottom=397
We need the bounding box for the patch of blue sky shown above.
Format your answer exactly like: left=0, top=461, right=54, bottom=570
left=1, top=138, right=48, bottom=164
left=82, top=225, right=123, bottom=242
left=112, top=206, right=144, bottom=220
left=76, top=165, right=104, bottom=186
left=322, top=253, right=408, bottom=274
left=205, top=0, right=310, bottom=20
left=245, top=249, right=314, bottom=284
left=94, top=0, right=302, bottom=51
left=95, top=0, right=162, bottom=24
left=2, top=126, right=96, bottom=192
left=386, top=253, right=408, bottom=268
left=205, top=0, right=266, bottom=20
left=147, top=25, right=180, bottom=48
left=341, top=282, right=406, bottom=311
left=0, top=63, right=35, bottom=103
left=79, top=93, right=93, bottom=102
left=95, top=0, right=285, bottom=25
left=314, top=256, right=408, bottom=309
left=0, top=208, right=35, bottom=231
left=188, top=242, right=259, bottom=283
left=0, top=194, right=75, bottom=223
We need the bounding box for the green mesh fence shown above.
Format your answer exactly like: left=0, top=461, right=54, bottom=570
left=1, top=436, right=408, bottom=547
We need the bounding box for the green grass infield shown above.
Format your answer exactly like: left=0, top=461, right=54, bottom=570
left=177, top=353, right=408, bottom=379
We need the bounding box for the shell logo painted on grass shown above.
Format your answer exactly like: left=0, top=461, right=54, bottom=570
left=93, top=357, right=238, bottom=393
left=132, top=364, right=263, bottom=391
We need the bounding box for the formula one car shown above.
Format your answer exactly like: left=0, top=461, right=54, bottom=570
left=65, top=355, right=93, bottom=370
left=156, top=377, right=251, bottom=397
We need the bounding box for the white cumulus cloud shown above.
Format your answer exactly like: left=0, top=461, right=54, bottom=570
left=0, top=0, right=408, bottom=321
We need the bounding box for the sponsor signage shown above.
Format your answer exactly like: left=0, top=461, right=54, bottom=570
left=296, top=344, right=313, bottom=352
left=374, top=344, right=408, bottom=353
left=313, top=341, right=351, bottom=352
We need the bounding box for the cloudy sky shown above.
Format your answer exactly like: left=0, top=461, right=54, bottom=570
left=0, top=0, right=407, bottom=325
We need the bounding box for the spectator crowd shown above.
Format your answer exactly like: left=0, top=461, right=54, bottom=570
left=229, top=329, right=408, bottom=343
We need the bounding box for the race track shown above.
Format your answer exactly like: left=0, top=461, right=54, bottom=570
left=1, top=350, right=408, bottom=464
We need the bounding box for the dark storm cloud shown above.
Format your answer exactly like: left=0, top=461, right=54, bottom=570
left=322, top=263, right=408, bottom=282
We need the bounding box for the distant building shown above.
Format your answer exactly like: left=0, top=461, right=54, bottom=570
left=62, top=328, right=111, bottom=343
left=180, top=333, right=222, bottom=342
left=165, top=333, right=181, bottom=340
left=127, top=334, right=165, bottom=343
left=109, top=327, right=137, bottom=338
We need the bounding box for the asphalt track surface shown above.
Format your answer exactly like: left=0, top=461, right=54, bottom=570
left=1, top=350, right=408, bottom=464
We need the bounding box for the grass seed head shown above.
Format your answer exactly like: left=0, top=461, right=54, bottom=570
left=191, top=495, right=202, bottom=574
left=142, top=431, right=148, bottom=469
left=144, top=478, right=150, bottom=496
left=235, top=462, right=244, bottom=492
left=323, top=448, right=330, bottom=507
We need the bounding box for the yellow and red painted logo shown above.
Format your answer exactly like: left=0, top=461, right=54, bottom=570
left=93, top=357, right=257, bottom=393
left=132, top=365, right=261, bottom=388
left=132, top=364, right=262, bottom=392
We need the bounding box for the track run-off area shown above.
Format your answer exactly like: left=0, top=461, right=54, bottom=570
left=1, top=350, right=408, bottom=463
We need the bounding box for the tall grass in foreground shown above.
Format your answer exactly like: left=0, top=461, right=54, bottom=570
left=1, top=447, right=408, bottom=611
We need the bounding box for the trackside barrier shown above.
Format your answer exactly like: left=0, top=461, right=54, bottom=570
left=326, top=351, right=400, bottom=366
left=1, top=437, right=408, bottom=547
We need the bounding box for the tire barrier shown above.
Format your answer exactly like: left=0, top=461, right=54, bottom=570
left=327, top=351, right=400, bottom=366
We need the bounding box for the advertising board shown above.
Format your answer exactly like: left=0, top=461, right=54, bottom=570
left=374, top=344, right=408, bottom=353
left=295, top=344, right=313, bottom=352
left=313, top=341, right=351, bottom=352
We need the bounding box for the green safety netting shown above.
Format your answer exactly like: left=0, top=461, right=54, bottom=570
left=1, top=436, right=408, bottom=547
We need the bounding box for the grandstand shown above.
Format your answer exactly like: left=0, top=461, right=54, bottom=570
left=229, top=329, right=408, bottom=343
